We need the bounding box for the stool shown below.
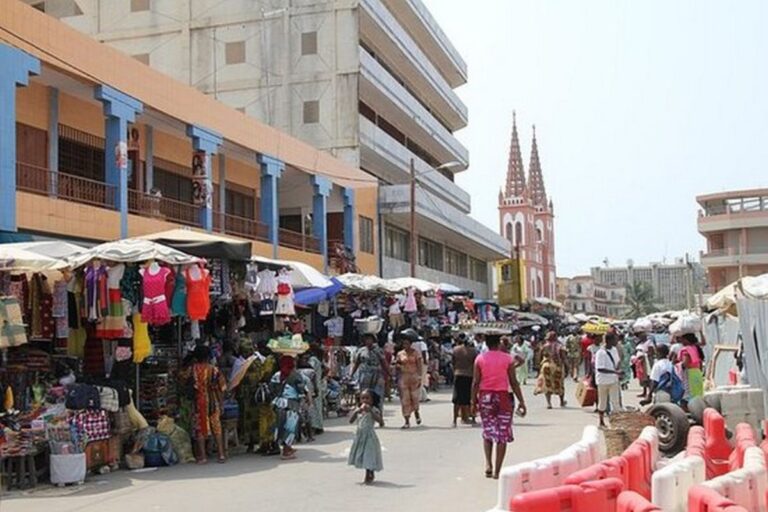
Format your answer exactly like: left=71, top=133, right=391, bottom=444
left=222, top=418, right=239, bottom=455
left=0, top=450, right=46, bottom=491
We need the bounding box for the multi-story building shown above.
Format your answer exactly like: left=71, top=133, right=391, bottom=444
left=697, top=188, right=768, bottom=291
left=29, top=0, right=510, bottom=296
left=590, top=259, right=705, bottom=311
left=559, top=276, right=627, bottom=318
left=497, top=113, right=557, bottom=300
left=0, top=1, right=379, bottom=274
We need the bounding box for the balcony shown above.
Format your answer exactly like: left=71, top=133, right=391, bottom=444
left=700, top=247, right=768, bottom=267
left=359, top=49, right=468, bottom=170
left=359, top=0, right=468, bottom=131
left=128, top=190, right=200, bottom=227
left=17, top=162, right=116, bottom=209
left=278, top=228, right=321, bottom=254
left=359, top=115, right=470, bottom=212
left=213, top=211, right=269, bottom=243
left=697, top=194, right=768, bottom=233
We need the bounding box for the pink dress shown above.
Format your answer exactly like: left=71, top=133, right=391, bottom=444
left=141, top=266, right=172, bottom=326
left=403, top=288, right=418, bottom=313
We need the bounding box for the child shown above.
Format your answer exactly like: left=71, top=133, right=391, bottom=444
left=348, top=389, right=384, bottom=484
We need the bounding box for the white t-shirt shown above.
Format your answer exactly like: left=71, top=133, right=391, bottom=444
left=595, top=346, right=620, bottom=386
left=324, top=317, right=343, bottom=338
left=649, top=359, right=674, bottom=383
left=413, top=341, right=429, bottom=362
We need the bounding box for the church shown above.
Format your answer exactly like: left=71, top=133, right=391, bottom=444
left=498, top=113, right=557, bottom=300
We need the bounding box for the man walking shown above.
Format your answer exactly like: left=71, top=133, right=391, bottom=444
left=595, top=332, right=623, bottom=427
left=451, top=334, right=477, bottom=426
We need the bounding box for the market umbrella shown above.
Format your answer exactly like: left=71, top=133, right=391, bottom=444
left=251, top=256, right=333, bottom=289
left=382, top=277, right=438, bottom=293
left=137, top=228, right=252, bottom=260
left=5, top=241, right=87, bottom=260
left=336, top=273, right=388, bottom=292
left=294, top=277, right=343, bottom=306
left=0, top=245, right=68, bottom=271
left=67, top=238, right=202, bottom=268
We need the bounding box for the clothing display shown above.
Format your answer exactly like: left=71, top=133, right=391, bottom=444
left=324, top=317, right=343, bottom=338
left=185, top=265, right=211, bottom=321
left=171, top=271, right=187, bottom=317
left=133, top=312, right=151, bottom=363
left=85, top=263, right=108, bottom=323
left=275, top=271, right=295, bottom=316
left=140, top=264, right=172, bottom=326
left=255, top=270, right=278, bottom=298
left=97, top=264, right=126, bottom=339
left=403, top=288, right=418, bottom=313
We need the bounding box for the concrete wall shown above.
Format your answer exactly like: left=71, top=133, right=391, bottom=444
left=382, top=256, right=489, bottom=298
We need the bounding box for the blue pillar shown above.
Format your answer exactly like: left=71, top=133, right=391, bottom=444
left=95, top=85, right=143, bottom=239
left=0, top=44, right=40, bottom=232
left=187, top=124, right=222, bottom=232
left=259, top=155, right=284, bottom=258
left=343, top=187, right=355, bottom=251
left=311, top=175, right=332, bottom=272
left=144, top=125, right=153, bottom=193
left=48, top=87, right=59, bottom=197
left=218, top=153, right=226, bottom=231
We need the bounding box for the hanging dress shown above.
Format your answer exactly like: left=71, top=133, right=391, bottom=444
left=171, top=270, right=188, bottom=317
left=275, top=271, right=295, bottom=316
left=97, top=264, right=126, bottom=339
left=403, top=287, right=418, bottom=313
left=133, top=312, right=151, bottom=363
left=185, top=266, right=211, bottom=321
left=140, top=265, right=172, bottom=326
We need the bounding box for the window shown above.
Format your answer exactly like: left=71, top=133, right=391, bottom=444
left=130, top=0, right=150, bottom=12
left=225, top=41, right=245, bottom=65
left=301, top=31, right=318, bottom=55
left=133, top=53, right=150, bottom=65
left=153, top=164, right=192, bottom=203
left=576, top=283, right=583, bottom=294
left=384, top=224, right=409, bottom=262
left=505, top=223, right=513, bottom=242
left=59, top=125, right=105, bottom=182
left=445, top=247, right=467, bottom=278
left=226, top=187, right=255, bottom=219
left=515, top=222, right=523, bottom=245
left=359, top=216, right=374, bottom=254
left=303, top=100, right=320, bottom=124
left=418, top=237, right=443, bottom=271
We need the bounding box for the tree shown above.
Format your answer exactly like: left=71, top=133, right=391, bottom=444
left=624, top=281, right=658, bottom=318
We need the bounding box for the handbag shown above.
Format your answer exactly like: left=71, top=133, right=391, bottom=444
left=97, top=386, right=120, bottom=412
left=66, top=383, right=101, bottom=410
left=253, top=382, right=273, bottom=405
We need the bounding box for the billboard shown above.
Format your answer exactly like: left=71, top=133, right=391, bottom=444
left=495, top=258, right=525, bottom=306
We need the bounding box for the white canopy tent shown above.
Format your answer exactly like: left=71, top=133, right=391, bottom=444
left=251, top=256, right=333, bottom=289
left=336, top=273, right=439, bottom=293
left=67, top=238, right=202, bottom=268
left=3, top=241, right=86, bottom=260
left=0, top=245, right=69, bottom=271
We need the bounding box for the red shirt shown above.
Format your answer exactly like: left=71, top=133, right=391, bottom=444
left=580, top=335, right=592, bottom=358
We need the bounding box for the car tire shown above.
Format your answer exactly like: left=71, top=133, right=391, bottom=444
left=648, top=403, right=690, bottom=453
left=688, top=397, right=707, bottom=425
left=704, top=393, right=722, bottom=413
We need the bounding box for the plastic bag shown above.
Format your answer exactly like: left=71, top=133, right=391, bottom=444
left=157, top=416, right=195, bottom=464
left=669, top=314, right=701, bottom=336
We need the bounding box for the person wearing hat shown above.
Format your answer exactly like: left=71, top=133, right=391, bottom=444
left=395, top=329, right=424, bottom=429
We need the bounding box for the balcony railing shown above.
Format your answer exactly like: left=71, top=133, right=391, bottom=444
left=128, top=189, right=201, bottom=227
left=279, top=228, right=321, bottom=254
left=213, top=211, right=269, bottom=243
left=17, top=162, right=116, bottom=209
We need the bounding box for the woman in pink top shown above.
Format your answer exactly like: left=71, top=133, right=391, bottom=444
left=679, top=333, right=704, bottom=400
left=471, top=334, right=527, bottom=479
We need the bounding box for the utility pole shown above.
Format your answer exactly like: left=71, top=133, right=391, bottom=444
left=410, top=157, right=417, bottom=278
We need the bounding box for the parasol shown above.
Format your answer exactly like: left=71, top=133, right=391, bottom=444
left=0, top=245, right=68, bottom=271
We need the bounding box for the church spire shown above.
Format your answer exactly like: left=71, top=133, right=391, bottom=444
left=504, top=111, right=526, bottom=198
left=528, top=124, right=547, bottom=206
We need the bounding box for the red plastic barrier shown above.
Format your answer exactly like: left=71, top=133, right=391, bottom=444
left=564, top=456, right=628, bottom=488
left=687, top=425, right=706, bottom=459
left=688, top=485, right=749, bottom=512
left=617, top=490, right=661, bottom=512
left=623, top=442, right=651, bottom=499
left=729, top=423, right=757, bottom=471
left=509, top=478, right=623, bottom=512
left=703, top=408, right=732, bottom=479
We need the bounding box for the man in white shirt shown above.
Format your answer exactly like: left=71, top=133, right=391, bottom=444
left=595, top=332, right=623, bottom=427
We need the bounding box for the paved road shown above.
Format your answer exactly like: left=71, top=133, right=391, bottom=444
left=3, top=380, right=611, bottom=512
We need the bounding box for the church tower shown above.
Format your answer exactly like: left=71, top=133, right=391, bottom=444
left=498, top=114, right=557, bottom=300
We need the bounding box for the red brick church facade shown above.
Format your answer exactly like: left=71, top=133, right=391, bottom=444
left=498, top=113, right=557, bottom=299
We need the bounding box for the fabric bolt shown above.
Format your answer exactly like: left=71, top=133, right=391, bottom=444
left=478, top=390, right=514, bottom=444
left=132, top=313, right=151, bottom=363
left=141, top=266, right=172, bottom=326
left=347, top=407, right=383, bottom=472
left=185, top=266, right=211, bottom=321
left=171, top=271, right=187, bottom=317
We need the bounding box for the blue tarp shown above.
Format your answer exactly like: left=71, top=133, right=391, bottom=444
left=295, top=277, right=343, bottom=306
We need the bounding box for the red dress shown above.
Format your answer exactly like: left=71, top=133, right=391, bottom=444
left=185, top=267, right=211, bottom=321
left=141, top=266, right=172, bottom=326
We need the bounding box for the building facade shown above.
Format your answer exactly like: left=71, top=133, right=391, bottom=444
left=497, top=113, right=556, bottom=300
left=1, top=1, right=379, bottom=274
left=697, top=188, right=768, bottom=291
left=590, top=259, right=705, bottom=311
left=559, top=276, right=627, bottom=318
left=29, top=0, right=510, bottom=296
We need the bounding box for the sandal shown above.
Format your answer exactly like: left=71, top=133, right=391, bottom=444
left=485, top=469, right=493, bottom=478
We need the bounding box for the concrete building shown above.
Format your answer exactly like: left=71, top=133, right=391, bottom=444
left=28, top=0, right=509, bottom=296
left=697, top=188, right=768, bottom=291
left=558, top=276, right=627, bottom=318
left=0, top=1, right=379, bottom=274
left=590, top=259, right=705, bottom=311
left=498, top=113, right=556, bottom=300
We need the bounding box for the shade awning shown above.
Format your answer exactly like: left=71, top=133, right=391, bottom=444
left=67, top=239, right=202, bottom=267
left=137, top=228, right=252, bottom=260
left=4, top=241, right=86, bottom=260
left=0, top=245, right=68, bottom=271
left=251, top=256, right=333, bottom=289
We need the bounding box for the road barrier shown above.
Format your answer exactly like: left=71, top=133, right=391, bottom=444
left=651, top=455, right=705, bottom=512
left=700, top=447, right=767, bottom=512
left=704, top=408, right=733, bottom=479
left=688, top=485, right=750, bottom=512
left=617, top=490, right=662, bottom=512
left=508, top=477, right=623, bottom=512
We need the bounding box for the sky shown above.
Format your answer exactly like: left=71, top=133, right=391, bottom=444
left=423, top=0, right=768, bottom=277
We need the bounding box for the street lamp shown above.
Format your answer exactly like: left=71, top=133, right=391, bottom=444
left=409, top=158, right=463, bottom=277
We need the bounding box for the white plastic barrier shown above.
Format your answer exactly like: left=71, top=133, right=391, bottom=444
left=651, top=455, right=705, bottom=512
left=639, top=426, right=660, bottom=470
left=706, top=387, right=766, bottom=434
left=492, top=426, right=604, bottom=511
left=701, top=446, right=768, bottom=512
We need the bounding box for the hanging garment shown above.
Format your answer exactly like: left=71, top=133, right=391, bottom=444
left=185, top=265, right=211, bottom=321
left=86, top=264, right=109, bottom=322
left=140, top=265, right=172, bottom=326
left=67, top=274, right=83, bottom=329
left=52, top=279, right=69, bottom=339
left=275, top=271, right=295, bottom=316
left=255, top=269, right=278, bottom=298
left=403, top=287, right=418, bottom=313
left=171, top=270, right=187, bottom=317
left=120, top=264, right=143, bottom=311
left=133, top=312, right=151, bottom=363
left=97, top=264, right=126, bottom=339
